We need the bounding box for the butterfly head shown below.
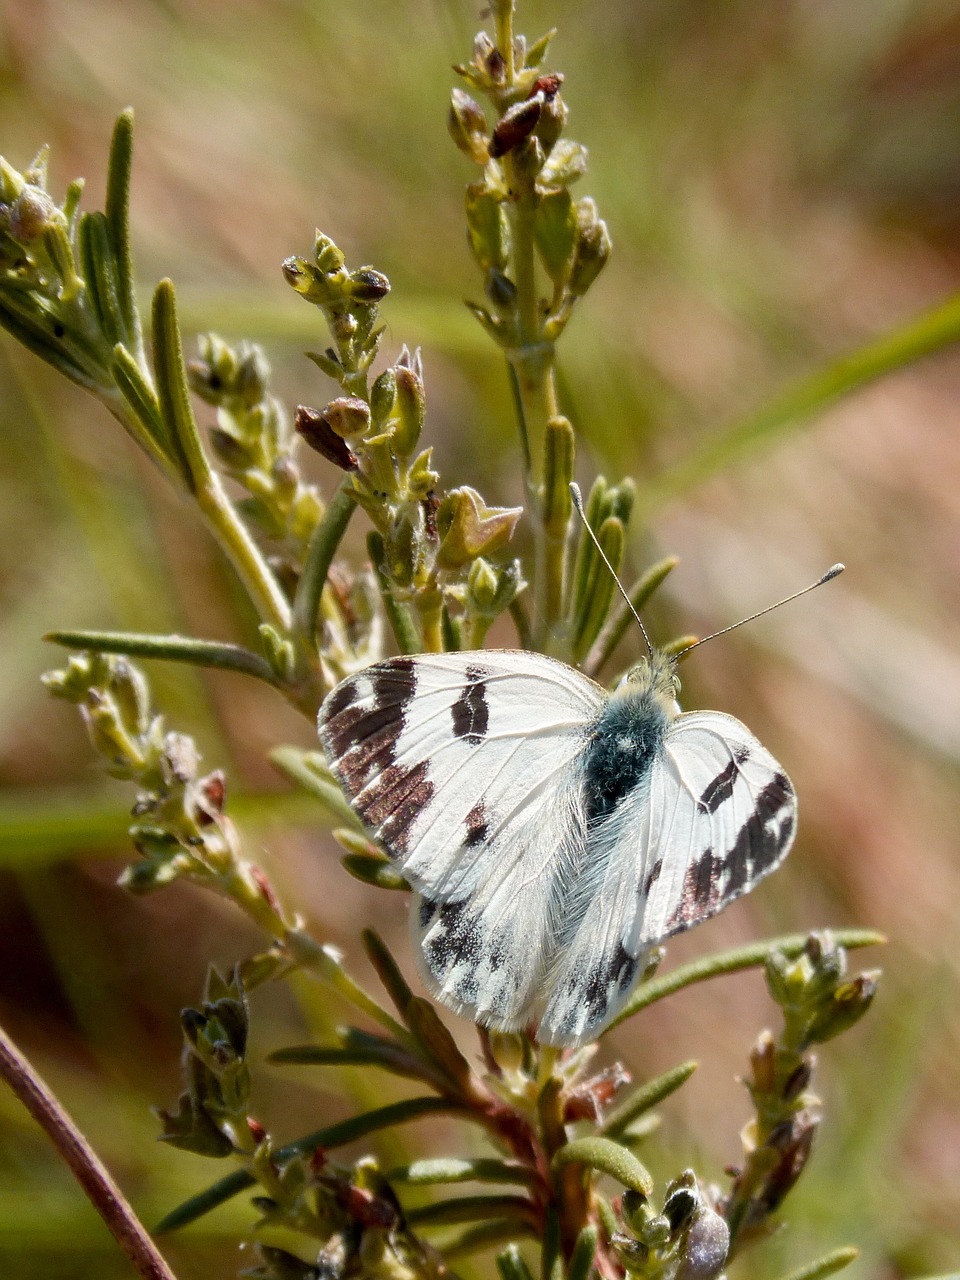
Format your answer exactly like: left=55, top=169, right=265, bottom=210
left=616, top=647, right=681, bottom=714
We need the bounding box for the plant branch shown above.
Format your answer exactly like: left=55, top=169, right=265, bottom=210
left=607, top=928, right=885, bottom=1031
left=0, top=1021, right=179, bottom=1280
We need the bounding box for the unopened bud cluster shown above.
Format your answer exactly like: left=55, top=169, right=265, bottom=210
left=614, top=1172, right=729, bottom=1280
left=451, top=28, right=611, bottom=350
left=288, top=230, right=526, bottom=648
left=721, top=933, right=879, bottom=1251
left=41, top=652, right=288, bottom=935
left=188, top=334, right=324, bottom=573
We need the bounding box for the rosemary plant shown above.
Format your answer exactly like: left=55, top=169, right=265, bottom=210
left=0, top=4, right=906, bottom=1280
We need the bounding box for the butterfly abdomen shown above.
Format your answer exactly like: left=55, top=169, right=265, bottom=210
left=583, top=691, right=669, bottom=824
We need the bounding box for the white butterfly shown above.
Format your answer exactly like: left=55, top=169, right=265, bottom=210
left=317, top=644, right=797, bottom=1048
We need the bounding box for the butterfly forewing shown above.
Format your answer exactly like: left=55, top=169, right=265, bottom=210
left=318, top=652, right=605, bottom=1030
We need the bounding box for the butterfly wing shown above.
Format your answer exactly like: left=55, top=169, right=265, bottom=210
left=539, top=709, right=796, bottom=1046
left=318, top=651, right=605, bottom=1031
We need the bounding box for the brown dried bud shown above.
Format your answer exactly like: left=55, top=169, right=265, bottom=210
left=491, top=95, right=543, bottom=158
left=295, top=406, right=360, bottom=471
left=563, top=1062, right=631, bottom=1123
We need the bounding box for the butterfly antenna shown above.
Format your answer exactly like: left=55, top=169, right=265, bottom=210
left=675, top=563, right=845, bottom=657
left=569, top=482, right=655, bottom=657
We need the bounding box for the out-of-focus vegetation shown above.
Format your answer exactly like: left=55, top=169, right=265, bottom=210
left=1, top=2, right=959, bottom=1277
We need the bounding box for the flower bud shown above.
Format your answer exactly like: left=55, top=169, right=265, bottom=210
left=295, top=405, right=359, bottom=471
left=805, top=972, right=879, bottom=1045
left=568, top=197, right=611, bottom=297
left=322, top=397, right=371, bottom=439
left=491, top=95, right=543, bottom=159
left=676, top=1207, right=729, bottom=1280
left=345, top=267, right=390, bottom=302
left=448, top=88, right=490, bottom=165
left=465, top=184, right=510, bottom=273
left=370, top=368, right=397, bottom=427
left=393, top=363, right=425, bottom=456
left=541, top=139, right=588, bottom=187
left=8, top=186, right=59, bottom=243
left=436, top=487, right=522, bottom=569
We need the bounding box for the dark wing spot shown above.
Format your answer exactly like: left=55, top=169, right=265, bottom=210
left=464, top=800, right=489, bottom=848
left=725, top=773, right=795, bottom=894
left=734, top=744, right=751, bottom=765
left=643, top=857, right=663, bottom=897
left=451, top=665, right=489, bottom=745
left=321, top=656, right=420, bottom=788
left=581, top=943, right=638, bottom=1027
left=419, top=896, right=439, bottom=929
left=323, top=679, right=356, bottom=723
left=667, top=848, right=721, bottom=929
left=422, top=900, right=478, bottom=975
left=699, top=759, right=738, bottom=814
left=358, top=760, right=434, bottom=856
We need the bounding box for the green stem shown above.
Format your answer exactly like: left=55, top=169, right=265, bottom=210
left=607, top=928, right=885, bottom=1032
left=292, top=479, right=358, bottom=648
left=45, top=629, right=280, bottom=687
left=194, top=472, right=293, bottom=633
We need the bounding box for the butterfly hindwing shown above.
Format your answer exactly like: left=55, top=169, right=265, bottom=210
left=538, top=710, right=796, bottom=1046
left=319, top=651, right=605, bottom=1030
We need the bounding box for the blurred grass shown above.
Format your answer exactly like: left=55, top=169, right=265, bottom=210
left=2, top=1, right=960, bottom=1278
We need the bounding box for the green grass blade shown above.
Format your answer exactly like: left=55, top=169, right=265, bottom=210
left=644, top=291, right=960, bottom=509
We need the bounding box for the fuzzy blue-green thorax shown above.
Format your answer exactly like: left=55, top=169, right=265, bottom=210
left=583, top=650, right=681, bottom=825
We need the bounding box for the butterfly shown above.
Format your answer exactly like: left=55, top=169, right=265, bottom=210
left=317, top=641, right=799, bottom=1048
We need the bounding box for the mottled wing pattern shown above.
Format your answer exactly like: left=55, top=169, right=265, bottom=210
left=539, top=710, right=795, bottom=1046
left=318, top=651, right=605, bottom=1031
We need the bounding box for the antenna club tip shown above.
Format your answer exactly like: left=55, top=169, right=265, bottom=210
left=821, top=563, right=845, bottom=583
left=568, top=481, right=584, bottom=510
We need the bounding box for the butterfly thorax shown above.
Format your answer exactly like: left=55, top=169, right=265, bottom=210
left=583, top=651, right=680, bottom=825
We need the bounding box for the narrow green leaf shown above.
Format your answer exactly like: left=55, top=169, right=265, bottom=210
left=269, top=747, right=362, bottom=829
left=386, top=1158, right=538, bottom=1188
left=79, top=212, right=125, bottom=347
left=156, top=1096, right=465, bottom=1233
left=498, top=1243, right=537, bottom=1280
left=570, top=476, right=607, bottom=625
left=292, top=479, right=358, bottom=647
left=573, top=516, right=624, bottom=659
left=405, top=996, right=474, bottom=1093
left=584, top=556, right=680, bottom=677
left=111, top=343, right=179, bottom=475
left=541, top=1205, right=563, bottom=1280
left=341, top=854, right=410, bottom=891
left=568, top=1224, right=599, bottom=1280
left=406, top=1194, right=538, bottom=1229
left=608, top=929, right=886, bottom=1032
left=269, top=1034, right=442, bottom=1088
left=772, top=1247, right=860, bottom=1280
left=368, top=530, right=423, bottom=654
left=552, top=1137, right=653, bottom=1196
left=151, top=279, right=210, bottom=491
left=644, top=290, right=960, bottom=510
left=361, top=929, right=416, bottom=1019
left=441, top=1220, right=538, bottom=1259
left=45, top=629, right=279, bottom=686
left=0, top=295, right=102, bottom=391
left=105, top=109, right=141, bottom=354
left=600, top=1061, right=698, bottom=1138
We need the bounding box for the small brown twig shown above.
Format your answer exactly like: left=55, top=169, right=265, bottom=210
left=0, top=1020, right=179, bottom=1280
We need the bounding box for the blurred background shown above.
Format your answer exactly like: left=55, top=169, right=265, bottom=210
left=1, top=1, right=959, bottom=1276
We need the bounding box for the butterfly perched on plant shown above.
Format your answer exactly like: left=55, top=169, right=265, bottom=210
left=318, top=494, right=842, bottom=1048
